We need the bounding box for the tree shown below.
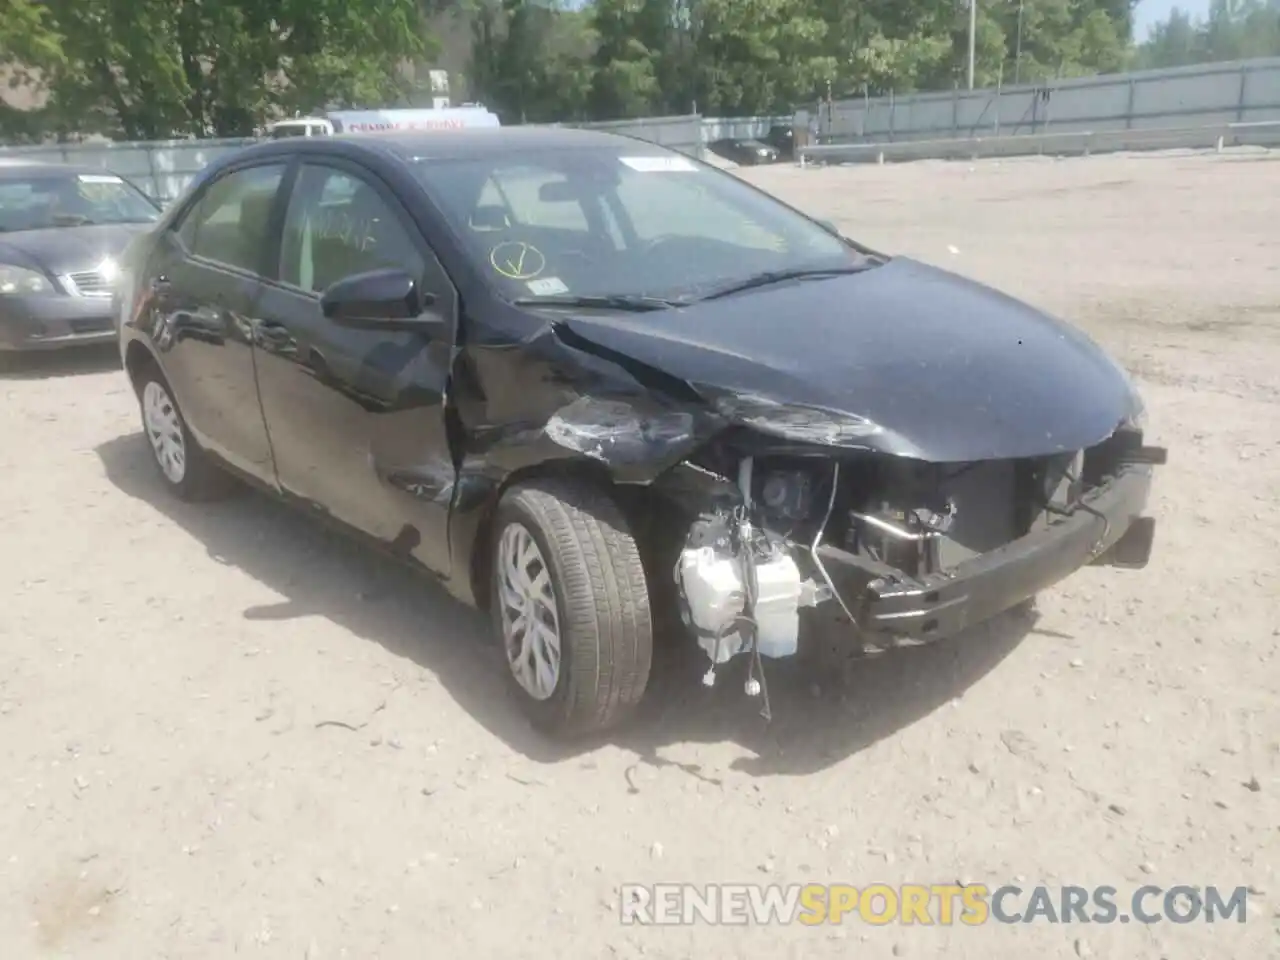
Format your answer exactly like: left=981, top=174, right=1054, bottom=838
left=588, top=0, right=663, bottom=118
left=0, top=0, right=66, bottom=141
left=1097, top=0, right=1141, bottom=43
left=2, top=0, right=432, bottom=140
left=2, top=0, right=1224, bottom=138
left=1136, top=0, right=1280, bottom=68
left=1140, top=9, right=1202, bottom=67
left=466, top=1, right=596, bottom=123
left=0, top=0, right=63, bottom=79
left=688, top=0, right=829, bottom=114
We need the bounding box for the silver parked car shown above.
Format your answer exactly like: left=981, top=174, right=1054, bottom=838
left=0, top=160, right=160, bottom=354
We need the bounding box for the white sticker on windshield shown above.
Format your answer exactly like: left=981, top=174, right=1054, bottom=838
left=619, top=155, right=697, bottom=173
left=527, top=276, right=569, bottom=296
left=77, top=174, right=124, bottom=184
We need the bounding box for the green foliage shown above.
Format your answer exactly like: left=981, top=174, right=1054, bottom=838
left=1136, top=0, right=1280, bottom=69
left=0, top=0, right=64, bottom=76
left=0, top=0, right=429, bottom=140
left=469, top=0, right=1140, bottom=121
left=465, top=1, right=597, bottom=122
left=9, top=0, right=1269, bottom=140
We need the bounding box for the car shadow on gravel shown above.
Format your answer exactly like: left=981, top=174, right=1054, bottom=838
left=0, top=344, right=121, bottom=379
left=97, top=431, right=1033, bottom=778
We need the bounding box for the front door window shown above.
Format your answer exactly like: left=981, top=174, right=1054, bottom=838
left=279, top=165, right=426, bottom=294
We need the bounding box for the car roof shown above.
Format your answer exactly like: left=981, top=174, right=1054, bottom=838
left=239, top=125, right=672, bottom=164
left=361, top=126, right=661, bottom=159
left=0, top=159, right=131, bottom=180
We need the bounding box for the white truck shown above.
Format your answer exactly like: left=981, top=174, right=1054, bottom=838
left=267, top=106, right=500, bottom=139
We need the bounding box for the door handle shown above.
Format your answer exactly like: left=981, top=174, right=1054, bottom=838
left=254, top=319, right=294, bottom=352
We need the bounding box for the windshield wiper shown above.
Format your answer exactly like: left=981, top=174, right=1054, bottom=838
left=694, top=264, right=875, bottom=302
left=511, top=294, right=684, bottom=313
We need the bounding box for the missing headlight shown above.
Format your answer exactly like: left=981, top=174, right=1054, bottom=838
left=672, top=455, right=832, bottom=722
left=758, top=469, right=813, bottom=523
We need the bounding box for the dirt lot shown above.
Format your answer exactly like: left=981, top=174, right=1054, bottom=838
left=2, top=149, right=1277, bottom=959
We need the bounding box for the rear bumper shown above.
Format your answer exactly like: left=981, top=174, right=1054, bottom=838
left=0, top=295, right=117, bottom=351
left=815, top=464, right=1158, bottom=642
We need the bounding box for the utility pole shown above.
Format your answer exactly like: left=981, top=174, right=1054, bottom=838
left=967, top=0, right=977, bottom=90
left=1015, top=0, right=1025, bottom=86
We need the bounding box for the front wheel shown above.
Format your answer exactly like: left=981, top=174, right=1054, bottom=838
left=489, top=477, right=653, bottom=738
left=135, top=363, right=236, bottom=502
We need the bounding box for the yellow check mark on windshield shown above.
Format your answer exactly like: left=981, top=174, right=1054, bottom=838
left=490, top=241, right=545, bottom=280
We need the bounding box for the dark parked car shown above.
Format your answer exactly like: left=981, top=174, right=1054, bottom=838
left=115, top=128, right=1165, bottom=738
left=709, top=137, right=780, bottom=165
left=0, top=161, right=161, bottom=353
left=763, top=124, right=796, bottom=160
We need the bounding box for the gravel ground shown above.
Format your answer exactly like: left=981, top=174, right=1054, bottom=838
left=1, top=149, right=1277, bottom=959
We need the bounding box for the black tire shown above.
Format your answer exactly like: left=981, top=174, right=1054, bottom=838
left=489, top=477, right=653, bottom=738
left=133, top=361, right=237, bottom=502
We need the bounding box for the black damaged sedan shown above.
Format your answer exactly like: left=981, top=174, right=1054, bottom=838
left=114, top=128, right=1166, bottom=737
left=0, top=161, right=161, bottom=353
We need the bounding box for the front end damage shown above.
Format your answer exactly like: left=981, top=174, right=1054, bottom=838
left=645, top=414, right=1166, bottom=715
left=449, top=302, right=1167, bottom=720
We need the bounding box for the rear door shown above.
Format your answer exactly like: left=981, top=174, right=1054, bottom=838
left=142, top=162, right=288, bottom=483
left=253, top=158, right=458, bottom=576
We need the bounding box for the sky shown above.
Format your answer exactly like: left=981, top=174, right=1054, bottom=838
left=1133, top=0, right=1213, bottom=39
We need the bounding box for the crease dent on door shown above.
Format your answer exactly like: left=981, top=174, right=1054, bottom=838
left=251, top=159, right=457, bottom=579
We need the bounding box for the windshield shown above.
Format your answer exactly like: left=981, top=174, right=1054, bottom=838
left=412, top=147, right=867, bottom=304
left=0, top=172, right=159, bottom=232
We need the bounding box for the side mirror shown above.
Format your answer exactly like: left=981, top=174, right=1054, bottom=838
left=320, top=268, right=442, bottom=333
left=816, top=218, right=840, bottom=235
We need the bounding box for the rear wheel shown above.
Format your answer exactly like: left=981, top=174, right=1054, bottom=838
left=489, top=477, right=653, bottom=738
left=135, top=363, right=236, bottom=501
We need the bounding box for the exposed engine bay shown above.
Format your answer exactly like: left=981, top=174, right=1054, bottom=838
left=666, top=423, right=1166, bottom=719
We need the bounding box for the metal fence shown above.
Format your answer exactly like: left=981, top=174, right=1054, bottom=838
left=4, top=59, right=1280, bottom=195
left=571, top=114, right=706, bottom=157
left=700, top=115, right=793, bottom=142
left=0, top=137, right=257, bottom=204
left=577, top=114, right=791, bottom=156
left=0, top=114, right=794, bottom=203
left=818, top=56, right=1280, bottom=145
left=800, top=118, right=1280, bottom=164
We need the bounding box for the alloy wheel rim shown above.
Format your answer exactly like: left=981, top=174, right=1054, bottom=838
left=497, top=522, right=562, bottom=701
left=142, top=380, right=187, bottom=484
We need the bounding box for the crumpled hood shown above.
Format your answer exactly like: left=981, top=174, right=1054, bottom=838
left=560, top=257, right=1141, bottom=462
left=0, top=223, right=151, bottom=276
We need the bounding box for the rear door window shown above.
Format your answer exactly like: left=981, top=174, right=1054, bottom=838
left=175, top=164, right=286, bottom=275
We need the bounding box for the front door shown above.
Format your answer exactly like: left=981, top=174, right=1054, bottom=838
left=253, top=160, right=458, bottom=576
left=143, top=162, right=287, bottom=483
